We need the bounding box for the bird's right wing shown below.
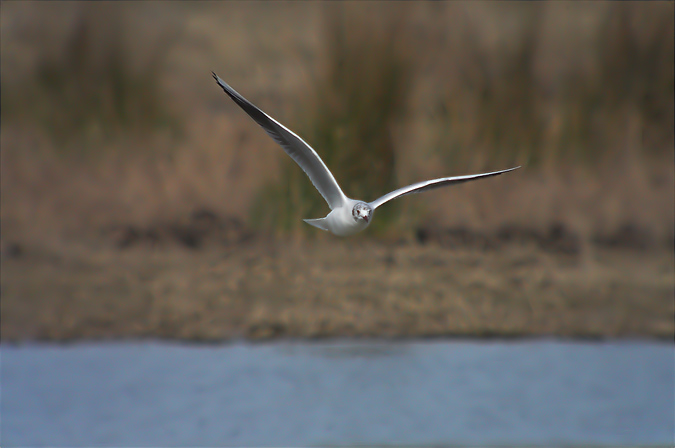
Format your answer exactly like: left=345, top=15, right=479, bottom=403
left=369, top=166, right=521, bottom=210
left=212, top=72, right=348, bottom=210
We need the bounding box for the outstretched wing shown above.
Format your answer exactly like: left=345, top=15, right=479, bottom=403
left=368, top=166, right=521, bottom=210
left=212, top=72, right=347, bottom=210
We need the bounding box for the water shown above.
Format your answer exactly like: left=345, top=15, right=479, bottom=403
left=1, top=339, right=673, bottom=446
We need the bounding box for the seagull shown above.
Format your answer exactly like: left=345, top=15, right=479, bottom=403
left=212, top=72, right=520, bottom=236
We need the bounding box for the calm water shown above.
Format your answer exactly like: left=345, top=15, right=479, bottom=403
left=1, top=339, right=673, bottom=446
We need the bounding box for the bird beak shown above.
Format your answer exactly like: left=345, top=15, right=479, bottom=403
left=364, top=216, right=369, bottom=223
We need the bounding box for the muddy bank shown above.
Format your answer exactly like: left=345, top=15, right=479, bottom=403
left=95, top=208, right=674, bottom=254
left=2, top=237, right=672, bottom=342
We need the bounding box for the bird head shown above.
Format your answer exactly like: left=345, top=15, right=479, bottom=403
left=352, top=202, right=372, bottom=223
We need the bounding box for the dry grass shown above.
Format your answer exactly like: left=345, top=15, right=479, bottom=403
left=2, top=241, right=672, bottom=342
left=2, top=122, right=671, bottom=251
left=1, top=2, right=673, bottom=342
left=2, top=3, right=672, bottom=243
left=411, top=2, right=673, bottom=167
left=1, top=3, right=183, bottom=146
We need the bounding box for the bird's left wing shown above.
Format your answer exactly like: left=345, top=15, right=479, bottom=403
left=212, top=72, right=348, bottom=210
left=368, top=166, right=520, bottom=210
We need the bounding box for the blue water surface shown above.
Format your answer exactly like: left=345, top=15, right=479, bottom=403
left=1, top=339, right=673, bottom=446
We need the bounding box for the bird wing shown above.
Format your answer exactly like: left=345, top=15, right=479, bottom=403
left=212, top=73, right=348, bottom=210
left=368, top=166, right=521, bottom=210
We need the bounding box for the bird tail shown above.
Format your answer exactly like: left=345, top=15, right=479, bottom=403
left=303, top=218, right=330, bottom=232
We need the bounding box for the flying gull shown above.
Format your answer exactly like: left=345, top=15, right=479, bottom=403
left=213, top=72, right=520, bottom=236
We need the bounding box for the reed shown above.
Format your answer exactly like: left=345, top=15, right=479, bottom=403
left=0, top=2, right=672, bottom=245
left=433, top=2, right=673, bottom=169
left=1, top=3, right=180, bottom=149
left=251, top=4, right=415, bottom=236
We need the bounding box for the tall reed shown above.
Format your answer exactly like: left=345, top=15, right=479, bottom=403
left=1, top=3, right=180, bottom=149
left=251, top=4, right=415, bottom=236
left=434, top=2, right=673, bottom=169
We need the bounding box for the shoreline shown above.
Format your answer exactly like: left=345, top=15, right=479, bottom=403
left=3, top=331, right=672, bottom=344
left=2, top=240, right=672, bottom=343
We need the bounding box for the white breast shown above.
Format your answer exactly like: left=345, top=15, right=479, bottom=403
left=325, top=202, right=371, bottom=236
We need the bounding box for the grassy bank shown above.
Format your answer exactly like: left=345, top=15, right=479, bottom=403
left=1, top=2, right=673, bottom=342
left=2, top=240, right=673, bottom=342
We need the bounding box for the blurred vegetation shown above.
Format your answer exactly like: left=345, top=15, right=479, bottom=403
left=253, top=2, right=673, bottom=235
left=2, top=2, right=672, bottom=242
left=251, top=5, right=415, bottom=236
left=550, top=2, right=674, bottom=164
left=1, top=3, right=181, bottom=149
left=442, top=4, right=546, bottom=167
left=436, top=2, right=674, bottom=168
left=584, top=3, right=674, bottom=154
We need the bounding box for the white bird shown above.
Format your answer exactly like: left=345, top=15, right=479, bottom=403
left=213, top=72, right=520, bottom=236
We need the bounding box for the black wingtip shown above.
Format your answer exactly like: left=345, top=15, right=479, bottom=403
left=212, top=71, right=218, bottom=81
